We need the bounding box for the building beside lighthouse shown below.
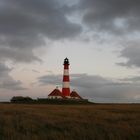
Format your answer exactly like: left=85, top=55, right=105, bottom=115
left=48, top=87, right=66, bottom=99
left=70, top=90, right=82, bottom=99
left=48, top=58, right=82, bottom=100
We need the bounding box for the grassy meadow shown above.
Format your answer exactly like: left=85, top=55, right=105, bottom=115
left=0, top=104, right=139, bottom=140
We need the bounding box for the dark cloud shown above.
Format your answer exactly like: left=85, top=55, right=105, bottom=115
left=32, top=69, right=40, bottom=73
left=118, top=44, right=140, bottom=67
left=0, top=0, right=82, bottom=63
left=0, top=47, right=41, bottom=63
left=120, top=76, right=140, bottom=83
left=78, top=0, right=140, bottom=35
left=38, top=74, right=140, bottom=103
left=0, top=63, right=25, bottom=90
left=38, top=74, right=62, bottom=86
left=0, top=0, right=140, bottom=63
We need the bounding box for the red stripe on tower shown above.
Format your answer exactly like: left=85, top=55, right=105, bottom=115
left=62, top=58, right=70, bottom=97
left=63, top=76, right=69, bottom=81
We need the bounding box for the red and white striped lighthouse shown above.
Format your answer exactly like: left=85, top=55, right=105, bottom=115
left=62, top=58, right=70, bottom=97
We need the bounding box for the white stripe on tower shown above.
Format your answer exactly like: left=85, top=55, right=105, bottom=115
left=63, top=82, right=70, bottom=88
left=63, top=69, right=69, bottom=75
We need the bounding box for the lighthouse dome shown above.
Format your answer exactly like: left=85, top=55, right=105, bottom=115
left=64, top=58, right=69, bottom=65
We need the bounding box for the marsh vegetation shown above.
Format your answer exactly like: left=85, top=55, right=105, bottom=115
left=0, top=104, right=139, bottom=140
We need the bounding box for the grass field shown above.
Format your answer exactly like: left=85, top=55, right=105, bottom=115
left=0, top=104, right=140, bottom=140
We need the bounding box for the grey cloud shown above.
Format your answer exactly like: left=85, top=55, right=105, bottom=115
left=0, top=0, right=82, bottom=63
left=0, top=63, right=11, bottom=73
left=38, top=74, right=62, bottom=86
left=0, top=0, right=81, bottom=39
left=70, top=74, right=111, bottom=88
left=0, top=80, right=25, bottom=90
left=38, top=73, right=140, bottom=103
left=1, top=0, right=140, bottom=63
left=78, top=0, right=140, bottom=35
left=32, top=69, right=40, bottom=73
left=118, top=44, right=140, bottom=67
left=120, top=76, right=140, bottom=83
left=0, top=47, right=41, bottom=63
left=0, top=62, right=25, bottom=90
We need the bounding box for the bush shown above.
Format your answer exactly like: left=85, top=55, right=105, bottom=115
left=10, top=96, right=33, bottom=103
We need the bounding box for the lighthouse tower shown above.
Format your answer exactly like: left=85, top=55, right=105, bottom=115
left=62, top=58, right=70, bottom=97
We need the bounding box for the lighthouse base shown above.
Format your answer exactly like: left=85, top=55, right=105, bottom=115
left=62, top=88, right=70, bottom=96
left=65, top=96, right=71, bottom=99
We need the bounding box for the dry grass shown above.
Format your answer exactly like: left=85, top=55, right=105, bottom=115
left=0, top=104, right=140, bottom=140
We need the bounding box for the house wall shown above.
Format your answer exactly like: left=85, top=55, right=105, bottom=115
left=48, top=96, right=63, bottom=99
left=71, top=97, right=80, bottom=99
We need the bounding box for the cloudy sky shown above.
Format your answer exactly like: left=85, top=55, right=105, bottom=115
left=0, top=0, right=140, bottom=103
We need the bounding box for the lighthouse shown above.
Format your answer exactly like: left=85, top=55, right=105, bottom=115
left=48, top=58, right=83, bottom=100
left=62, top=58, right=70, bottom=97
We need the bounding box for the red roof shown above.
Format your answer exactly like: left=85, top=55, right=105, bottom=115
left=70, top=91, right=82, bottom=99
left=48, top=88, right=65, bottom=98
